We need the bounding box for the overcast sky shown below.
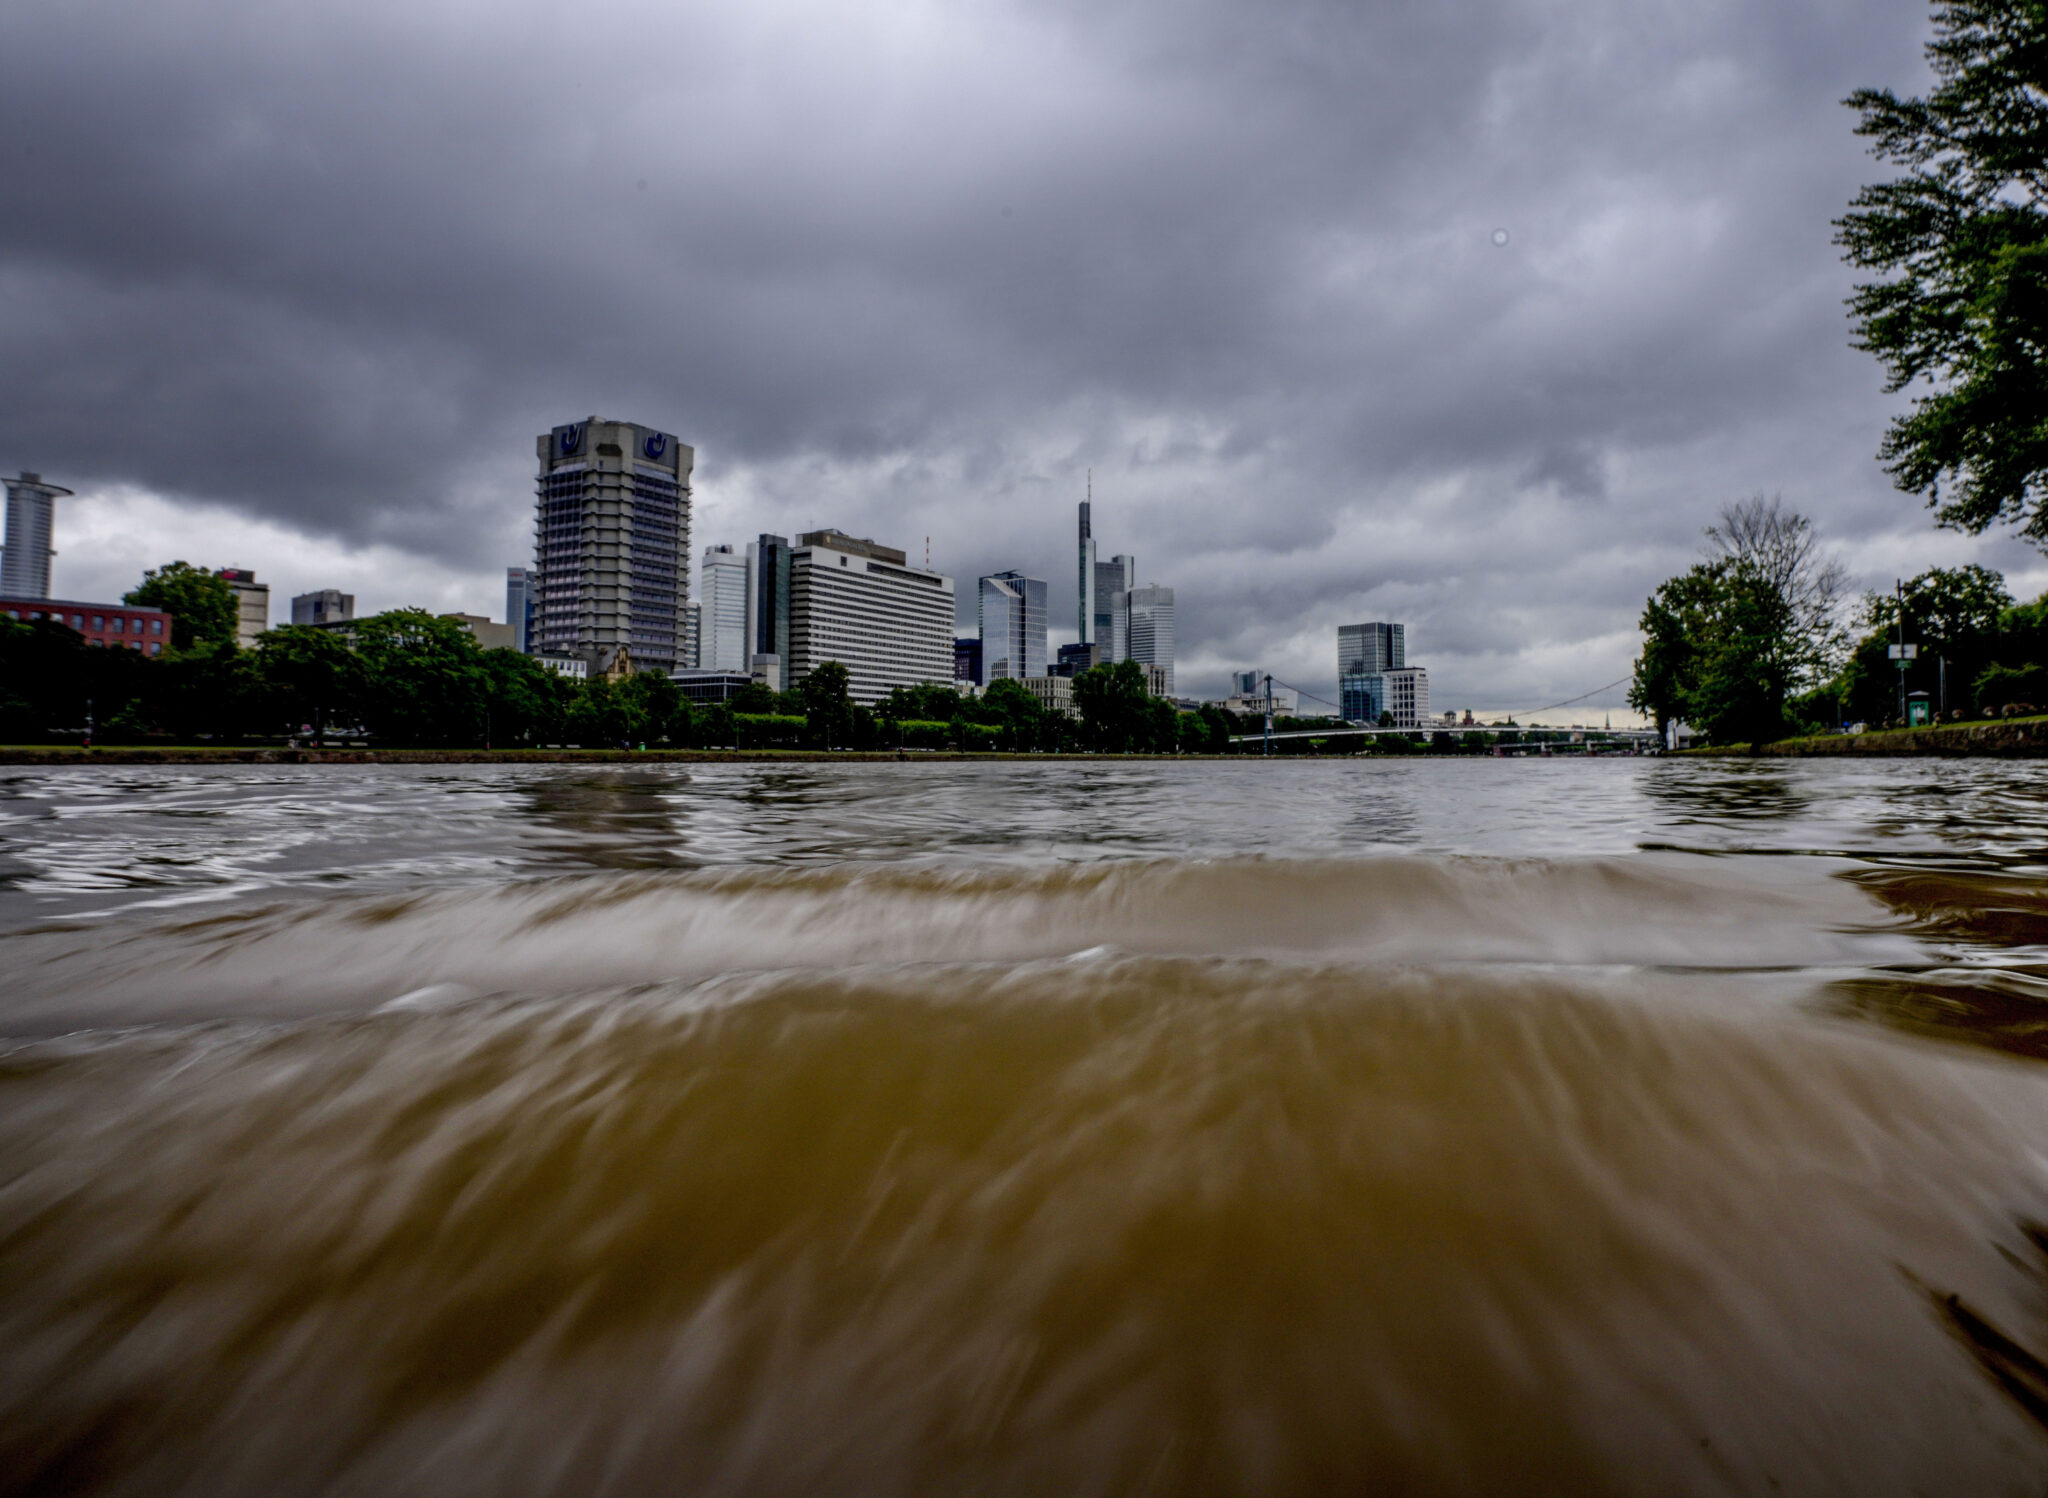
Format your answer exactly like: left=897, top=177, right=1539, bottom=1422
left=0, top=0, right=2022, bottom=715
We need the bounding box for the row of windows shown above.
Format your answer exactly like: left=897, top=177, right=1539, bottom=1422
left=5, top=607, right=165, bottom=637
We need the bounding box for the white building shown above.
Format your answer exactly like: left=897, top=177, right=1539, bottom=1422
left=700, top=544, right=751, bottom=671
left=1020, top=674, right=1077, bottom=718
left=1123, top=585, right=1175, bottom=696
left=787, top=530, right=954, bottom=704
left=1384, top=667, right=1430, bottom=728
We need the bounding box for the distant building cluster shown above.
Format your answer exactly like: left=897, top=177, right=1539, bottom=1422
left=2, top=423, right=1436, bottom=725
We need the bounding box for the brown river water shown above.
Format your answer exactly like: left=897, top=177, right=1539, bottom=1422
left=8, top=758, right=2048, bottom=1495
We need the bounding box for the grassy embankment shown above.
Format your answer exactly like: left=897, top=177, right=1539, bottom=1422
left=1693, top=714, right=2048, bottom=757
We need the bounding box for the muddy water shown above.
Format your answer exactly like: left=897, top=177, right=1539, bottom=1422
left=8, top=759, right=2048, bottom=1495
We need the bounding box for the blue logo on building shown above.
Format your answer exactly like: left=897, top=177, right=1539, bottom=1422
left=556, top=424, right=584, bottom=457
left=643, top=432, right=668, bottom=460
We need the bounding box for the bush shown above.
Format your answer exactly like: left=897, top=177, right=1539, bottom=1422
left=733, top=713, right=808, bottom=750
left=1974, top=662, right=2048, bottom=718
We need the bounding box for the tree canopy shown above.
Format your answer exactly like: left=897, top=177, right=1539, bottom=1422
left=125, top=561, right=238, bottom=652
left=1837, top=1, right=2048, bottom=541
left=1630, top=501, right=1848, bottom=743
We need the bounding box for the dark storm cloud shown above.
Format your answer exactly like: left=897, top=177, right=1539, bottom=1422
left=0, top=0, right=1946, bottom=701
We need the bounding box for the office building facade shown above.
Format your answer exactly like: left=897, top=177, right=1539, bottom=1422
left=700, top=544, right=751, bottom=672
left=1, top=597, right=171, bottom=654
left=0, top=473, right=72, bottom=600
left=1055, top=642, right=1101, bottom=677
left=1384, top=667, right=1430, bottom=728
left=292, top=589, right=355, bottom=628
left=1096, top=553, right=1134, bottom=660
left=979, top=570, right=1047, bottom=682
left=504, top=568, right=533, bottom=652
left=217, top=569, right=269, bottom=646
left=1123, top=584, right=1175, bottom=695
left=1338, top=622, right=1404, bottom=676
left=1021, top=674, right=1077, bottom=718
left=533, top=416, right=693, bottom=672
left=787, top=530, right=953, bottom=704
left=955, top=636, right=983, bottom=686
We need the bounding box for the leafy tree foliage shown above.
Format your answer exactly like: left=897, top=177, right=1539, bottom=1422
left=125, top=562, right=239, bottom=652
left=1631, top=560, right=1802, bottom=743
left=1837, top=2, right=2048, bottom=539
left=1631, top=502, right=1852, bottom=743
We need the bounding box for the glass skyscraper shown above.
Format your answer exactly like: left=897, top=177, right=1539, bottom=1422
left=1124, top=584, right=1175, bottom=695
left=979, top=569, right=1047, bottom=680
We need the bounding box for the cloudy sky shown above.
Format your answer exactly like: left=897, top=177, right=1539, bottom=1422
left=0, top=0, right=2023, bottom=715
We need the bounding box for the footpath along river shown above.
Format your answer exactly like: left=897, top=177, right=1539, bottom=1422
left=9, top=757, right=2048, bottom=1495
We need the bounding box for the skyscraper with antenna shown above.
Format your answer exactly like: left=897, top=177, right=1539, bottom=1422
left=1077, top=471, right=1096, bottom=646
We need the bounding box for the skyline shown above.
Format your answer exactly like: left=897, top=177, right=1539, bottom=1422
left=2, top=0, right=2032, bottom=716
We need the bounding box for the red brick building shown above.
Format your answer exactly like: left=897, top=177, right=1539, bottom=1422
left=0, top=597, right=173, bottom=656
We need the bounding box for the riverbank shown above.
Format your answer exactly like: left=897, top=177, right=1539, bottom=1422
left=1699, top=714, right=2048, bottom=757
left=0, top=745, right=1212, bottom=765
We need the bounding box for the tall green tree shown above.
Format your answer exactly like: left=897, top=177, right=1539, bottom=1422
left=797, top=661, right=856, bottom=748
left=252, top=625, right=362, bottom=742
left=350, top=610, right=487, bottom=745
left=1837, top=1, right=2048, bottom=540
left=1631, top=559, right=1803, bottom=744
left=1072, top=660, right=1155, bottom=752
left=125, top=562, right=238, bottom=652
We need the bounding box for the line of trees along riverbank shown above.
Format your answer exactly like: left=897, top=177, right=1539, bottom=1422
left=1, top=599, right=1259, bottom=753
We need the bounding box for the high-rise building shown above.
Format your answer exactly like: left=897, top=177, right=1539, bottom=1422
left=1338, top=622, right=1404, bottom=676
left=750, top=533, right=794, bottom=664
left=979, top=570, right=1047, bottom=682
left=217, top=569, right=269, bottom=646
left=292, top=589, right=355, bottom=627
left=787, top=530, right=953, bottom=704
left=1095, top=553, right=1134, bottom=660
left=532, top=416, right=692, bottom=672
left=1338, top=622, right=1429, bottom=725
left=1077, top=486, right=1096, bottom=646
left=504, top=568, right=533, bottom=652
left=955, top=636, right=983, bottom=686
left=1, top=472, right=72, bottom=599
left=700, top=544, right=751, bottom=671
left=1123, top=584, right=1175, bottom=695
